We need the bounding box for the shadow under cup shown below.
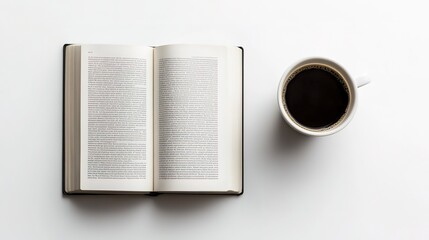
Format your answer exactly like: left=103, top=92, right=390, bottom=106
left=278, top=58, right=358, bottom=136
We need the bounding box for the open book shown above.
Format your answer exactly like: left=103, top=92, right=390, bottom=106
left=64, top=44, right=243, bottom=194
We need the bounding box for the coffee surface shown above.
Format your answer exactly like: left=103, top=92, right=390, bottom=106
left=285, top=65, right=349, bottom=129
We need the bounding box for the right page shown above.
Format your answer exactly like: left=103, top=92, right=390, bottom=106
left=154, top=45, right=242, bottom=193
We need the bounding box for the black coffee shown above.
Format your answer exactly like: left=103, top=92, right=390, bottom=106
left=284, top=65, right=350, bottom=129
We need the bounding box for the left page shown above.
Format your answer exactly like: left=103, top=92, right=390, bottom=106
left=80, top=45, right=153, bottom=192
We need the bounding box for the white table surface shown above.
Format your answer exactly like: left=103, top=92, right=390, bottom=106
left=1, top=0, right=428, bottom=239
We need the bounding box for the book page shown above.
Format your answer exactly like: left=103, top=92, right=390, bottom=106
left=154, top=45, right=242, bottom=193
left=80, top=45, right=153, bottom=191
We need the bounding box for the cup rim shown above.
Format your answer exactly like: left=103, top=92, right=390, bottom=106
left=278, top=57, right=358, bottom=136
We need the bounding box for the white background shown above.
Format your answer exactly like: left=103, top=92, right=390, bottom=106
left=1, top=0, right=428, bottom=239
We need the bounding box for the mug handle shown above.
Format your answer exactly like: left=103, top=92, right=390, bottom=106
left=354, top=75, right=371, bottom=88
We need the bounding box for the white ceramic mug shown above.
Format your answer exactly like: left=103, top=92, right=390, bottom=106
left=278, top=57, right=370, bottom=136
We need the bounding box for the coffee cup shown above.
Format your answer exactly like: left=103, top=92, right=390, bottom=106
left=278, top=57, right=370, bottom=136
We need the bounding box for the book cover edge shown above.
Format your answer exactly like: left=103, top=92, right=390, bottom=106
left=62, top=44, right=71, bottom=195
